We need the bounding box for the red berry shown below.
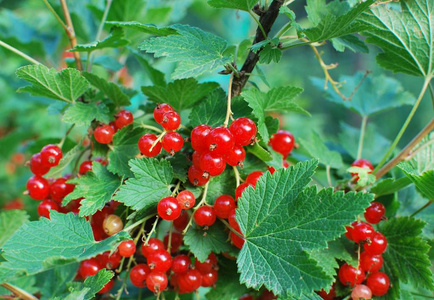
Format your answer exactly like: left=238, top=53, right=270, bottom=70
left=191, top=125, right=212, bottom=152
left=364, top=202, right=385, bottom=224
left=177, top=269, right=202, bottom=294
left=172, top=255, right=191, bottom=274
left=78, top=258, right=101, bottom=278
left=201, top=270, right=218, bottom=287
left=161, top=111, right=181, bottom=131
left=366, top=272, right=390, bottom=296
left=194, top=205, right=216, bottom=226
left=163, top=232, right=183, bottom=253
left=27, top=176, right=50, bottom=200
left=351, top=221, right=375, bottom=243
left=147, top=249, right=173, bottom=272
left=229, top=117, right=257, bottom=146
left=94, top=124, right=115, bottom=144
left=199, top=152, right=226, bottom=177
left=102, top=214, right=124, bottom=236
left=118, top=240, right=136, bottom=257
left=97, top=279, right=114, bottom=294
left=138, top=133, right=162, bottom=157
left=176, top=190, right=196, bottom=209
left=205, top=127, right=235, bottom=155
left=267, top=166, right=276, bottom=174
left=37, top=199, right=60, bottom=219
left=338, top=263, right=365, bottom=287
left=345, top=222, right=357, bottom=241
left=130, top=264, right=151, bottom=288
left=109, top=121, right=118, bottom=133
left=188, top=165, right=209, bottom=186
left=192, top=151, right=202, bottom=167
left=269, top=130, right=295, bottom=158
left=351, top=284, right=372, bottom=300
left=98, top=251, right=122, bottom=269
left=364, top=232, right=387, bottom=255
left=141, top=238, right=165, bottom=258
left=154, top=103, right=174, bottom=124
left=173, top=210, right=189, bottom=231
left=162, top=132, right=184, bottom=154
left=30, top=153, right=50, bottom=176
left=213, top=195, right=236, bottom=219
left=225, top=145, right=246, bottom=167
left=231, top=232, right=244, bottom=249
left=228, top=208, right=241, bottom=232
left=40, top=144, right=63, bottom=167
left=317, top=286, right=336, bottom=300
left=360, top=252, right=383, bottom=273
left=195, top=253, right=217, bottom=273
left=50, top=178, right=74, bottom=202
left=146, top=271, right=168, bottom=293
left=235, top=182, right=252, bottom=201
left=4, top=199, right=24, bottom=210
left=351, top=159, right=374, bottom=181
left=79, top=160, right=93, bottom=175
left=115, top=110, right=133, bottom=129
left=158, top=197, right=182, bottom=221
left=245, top=171, right=263, bottom=187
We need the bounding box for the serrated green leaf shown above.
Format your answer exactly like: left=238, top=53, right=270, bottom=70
left=108, top=126, right=146, bottom=178
left=184, top=222, right=232, bottom=262
left=207, top=0, right=258, bottom=11
left=114, top=158, right=173, bottom=213
left=189, top=88, right=227, bottom=128
left=82, top=72, right=131, bottom=107
left=167, top=153, right=189, bottom=182
left=242, top=86, right=305, bottom=141
left=207, top=170, right=236, bottom=203
left=106, top=21, right=176, bottom=36
left=16, top=65, right=89, bottom=103
left=142, top=78, right=219, bottom=111
left=140, top=24, right=232, bottom=79
left=236, top=160, right=372, bottom=297
left=71, top=27, right=129, bottom=52
left=331, top=35, right=369, bottom=53
left=36, top=264, right=78, bottom=299
left=360, top=0, right=434, bottom=77
left=258, top=44, right=282, bottom=64
left=81, top=269, right=113, bottom=299
left=62, top=102, right=111, bottom=128
left=371, top=177, right=412, bottom=197
left=0, top=210, right=29, bottom=248
left=312, top=73, right=415, bottom=117
left=0, top=212, right=128, bottom=283
left=64, top=163, right=122, bottom=217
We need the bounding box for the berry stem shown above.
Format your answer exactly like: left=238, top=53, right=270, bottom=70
left=171, top=180, right=182, bottom=196
left=410, top=200, right=432, bottom=218
left=58, top=124, right=75, bottom=148
left=326, top=165, right=332, bottom=187
left=123, top=213, right=156, bottom=232
left=140, top=123, right=163, bottom=133
left=274, top=21, right=293, bottom=38
left=182, top=181, right=210, bottom=235
left=219, top=218, right=244, bottom=239
left=223, top=74, right=235, bottom=128
left=143, top=216, right=160, bottom=245
left=167, top=222, right=174, bottom=253
left=357, top=116, right=368, bottom=160
left=59, top=0, right=83, bottom=70
left=149, top=131, right=166, bottom=152
left=248, top=10, right=267, bottom=41
left=233, top=166, right=241, bottom=187
left=0, top=40, right=41, bottom=65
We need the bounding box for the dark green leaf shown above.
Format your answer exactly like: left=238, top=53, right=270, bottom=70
left=0, top=210, right=28, bottom=247
left=189, top=88, right=227, bottom=128
left=106, top=21, right=175, bottom=36
left=82, top=72, right=131, bottom=107
left=62, top=102, right=111, bottom=128
left=36, top=264, right=78, bottom=299
left=207, top=0, right=258, bottom=11
left=207, top=170, right=236, bottom=203
left=81, top=269, right=113, bottom=299
left=371, top=177, right=412, bottom=197
left=71, top=27, right=129, bottom=52
left=167, top=153, right=190, bottom=182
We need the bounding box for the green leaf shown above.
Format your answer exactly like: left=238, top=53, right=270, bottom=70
left=81, top=269, right=113, bottom=299
left=242, top=86, right=306, bottom=141
left=142, top=78, right=219, bottom=111
left=108, top=126, right=146, bottom=178
left=184, top=221, right=232, bottom=262
left=134, top=53, right=166, bottom=87
left=298, top=131, right=344, bottom=169
left=0, top=276, right=38, bottom=296
left=236, top=160, right=372, bottom=297
left=371, top=177, right=412, bottom=197
left=82, top=72, right=131, bottom=107
left=167, top=153, right=190, bottom=182
left=207, top=0, right=258, bottom=11
left=207, top=170, right=236, bottom=203
left=36, top=264, right=78, bottom=299
left=71, top=27, right=129, bottom=52
left=140, top=24, right=232, bottom=79
left=106, top=21, right=176, bottom=36
left=258, top=44, right=282, bottom=64
left=16, top=65, right=89, bottom=103
left=360, top=0, right=434, bottom=77
left=331, top=35, right=369, bottom=53
left=0, top=212, right=128, bottom=283
left=189, top=88, right=227, bottom=128
left=64, top=163, right=122, bottom=217
left=312, top=73, right=415, bottom=117
left=62, top=102, right=111, bottom=128
left=247, top=143, right=273, bottom=162
left=0, top=210, right=28, bottom=248
left=114, top=158, right=173, bottom=213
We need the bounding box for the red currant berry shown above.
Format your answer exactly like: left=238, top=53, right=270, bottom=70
left=258, top=290, right=277, bottom=300
left=4, top=199, right=24, bottom=210
left=148, top=249, right=173, bottom=272
left=118, top=240, right=136, bottom=257
left=366, top=272, right=390, bottom=296
left=109, top=121, right=118, bottom=133
left=40, top=144, right=63, bottom=167
left=351, top=159, right=374, bottom=181
left=229, top=117, right=257, bottom=146
left=195, top=253, right=217, bottom=273
left=269, top=130, right=295, bottom=158
left=163, top=232, right=183, bottom=253
left=27, top=176, right=50, bottom=200
left=177, top=269, right=202, bottom=294
left=245, top=171, right=263, bottom=187
left=364, top=202, right=386, bottom=224
left=267, top=166, right=276, bottom=174
left=37, top=199, right=60, bottom=219
left=345, top=221, right=357, bottom=241
left=97, top=278, right=114, bottom=294
left=360, top=252, right=383, bottom=273
left=98, top=251, right=122, bottom=269
left=130, top=264, right=151, bottom=288
left=231, top=232, right=245, bottom=249
left=176, top=190, right=196, bottom=209
left=191, top=124, right=212, bottom=152
left=50, top=178, right=74, bottom=202
left=138, top=133, right=162, bottom=157
left=228, top=208, right=241, bottom=232
left=351, top=221, right=375, bottom=243
left=364, top=232, right=387, bottom=255
left=199, top=152, right=226, bottom=177
left=154, top=103, right=174, bottom=124
left=79, top=160, right=93, bottom=175
left=205, top=127, right=235, bottom=155
left=235, top=182, right=252, bottom=201
left=173, top=210, right=189, bottom=231
left=225, top=145, right=246, bottom=167
left=146, top=271, right=168, bottom=293
left=188, top=165, right=209, bottom=186
left=194, top=205, right=216, bottom=226
left=141, top=238, right=165, bottom=258
left=338, top=263, right=365, bottom=286
left=171, top=254, right=191, bottom=274
left=192, top=151, right=202, bottom=167
left=213, top=195, right=236, bottom=219
left=30, top=153, right=50, bottom=176
left=161, top=111, right=181, bottom=131
left=162, top=132, right=184, bottom=154
left=201, top=270, right=218, bottom=287
left=317, top=286, right=336, bottom=300
left=102, top=214, right=123, bottom=236
left=78, top=258, right=101, bottom=278
left=158, top=197, right=182, bottom=221
left=94, top=124, right=115, bottom=144
left=351, top=284, right=372, bottom=300
left=115, top=109, right=134, bottom=129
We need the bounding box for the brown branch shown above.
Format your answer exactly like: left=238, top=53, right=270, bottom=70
left=375, top=119, right=434, bottom=179
left=59, top=0, right=83, bottom=70
left=231, top=0, right=284, bottom=97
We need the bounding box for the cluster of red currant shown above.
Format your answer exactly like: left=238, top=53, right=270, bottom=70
left=94, top=109, right=134, bottom=144
left=138, top=103, right=183, bottom=156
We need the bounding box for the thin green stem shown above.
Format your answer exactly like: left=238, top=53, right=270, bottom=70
left=224, top=74, right=234, bottom=127
left=167, top=222, right=174, bottom=253
left=140, top=123, right=163, bottom=133
left=326, top=165, right=332, bottom=187
left=123, top=214, right=155, bottom=232
left=429, top=82, right=434, bottom=109
left=59, top=124, right=75, bottom=148
left=0, top=40, right=41, bottom=65
left=248, top=10, right=267, bottom=39
left=274, top=22, right=292, bottom=39
left=357, top=116, right=368, bottom=160
left=42, top=0, right=69, bottom=31
left=410, top=200, right=432, bottom=218
left=143, top=216, right=160, bottom=245
left=233, top=166, right=241, bottom=187
left=149, top=131, right=166, bottom=151
left=374, top=77, right=432, bottom=173
left=171, top=180, right=182, bottom=196
left=219, top=218, right=244, bottom=239
left=226, top=63, right=240, bottom=78
left=183, top=181, right=210, bottom=234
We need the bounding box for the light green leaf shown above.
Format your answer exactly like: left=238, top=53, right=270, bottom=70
left=71, top=27, right=129, bottom=52
left=236, top=160, right=372, bottom=297
left=133, top=53, right=166, bottom=87
left=64, top=163, right=122, bottom=217
left=189, top=88, right=227, bottom=128
left=0, top=210, right=29, bottom=247
left=82, top=72, right=131, bottom=107
left=114, top=158, right=173, bottom=213
left=258, top=44, right=282, bottom=64
left=140, top=24, right=232, bottom=79
left=247, top=143, right=273, bottom=162
left=81, top=269, right=113, bottom=299
left=371, top=177, right=412, bottom=197
left=331, top=35, right=369, bottom=53
left=360, top=0, right=434, bottom=77
left=142, top=78, right=219, bottom=111
left=62, top=102, right=111, bottom=128
left=106, top=21, right=175, bottom=36
left=16, top=65, right=89, bottom=103
left=207, top=0, right=258, bottom=11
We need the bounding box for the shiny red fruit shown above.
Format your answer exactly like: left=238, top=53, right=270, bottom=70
left=213, top=195, right=236, bottom=219
left=130, top=264, right=151, bottom=288
left=194, top=205, right=216, bottom=226
left=351, top=221, right=375, bottom=243
left=30, top=153, right=50, bottom=176
left=94, top=124, right=115, bottom=144
left=78, top=258, right=101, bottom=278
left=40, top=144, right=63, bottom=167
left=351, top=284, right=372, bottom=300
left=114, top=110, right=133, bottom=129
left=37, top=199, right=60, bottom=219
left=171, top=254, right=191, bottom=274
left=138, top=133, right=162, bottom=157
left=351, top=158, right=374, bottom=181
left=176, top=190, right=196, bottom=209
left=205, top=127, right=235, bottom=155
left=177, top=269, right=202, bottom=294
left=147, top=249, right=172, bottom=272
left=338, top=263, right=365, bottom=287
left=229, top=117, right=257, bottom=146
left=79, top=160, right=93, bottom=175
left=364, top=232, right=387, bottom=255
left=245, top=171, right=263, bottom=187
left=225, top=145, right=246, bottom=167
left=173, top=210, right=189, bottom=231
left=201, top=270, right=218, bottom=287
left=161, top=111, right=181, bottom=131
left=235, top=182, right=252, bottom=200
left=146, top=271, right=168, bottom=293
left=199, top=152, right=226, bottom=177
left=97, top=278, right=114, bottom=294
left=141, top=238, right=165, bottom=258
left=163, top=232, right=183, bottom=253
left=50, top=178, right=74, bottom=202
left=188, top=165, right=209, bottom=186
left=364, top=202, right=386, bottom=224
left=195, top=253, right=217, bottom=273
left=317, top=286, right=336, bottom=300
left=360, top=252, right=383, bottom=273
left=27, top=176, right=50, bottom=200
left=191, top=124, right=212, bottom=152
left=269, top=130, right=295, bottom=158
left=162, top=132, right=184, bottom=154
left=118, top=240, right=136, bottom=257
left=158, top=197, right=182, bottom=221
left=366, top=272, right=390, bottom=296
left=154, top=103, right=174, bottom=124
